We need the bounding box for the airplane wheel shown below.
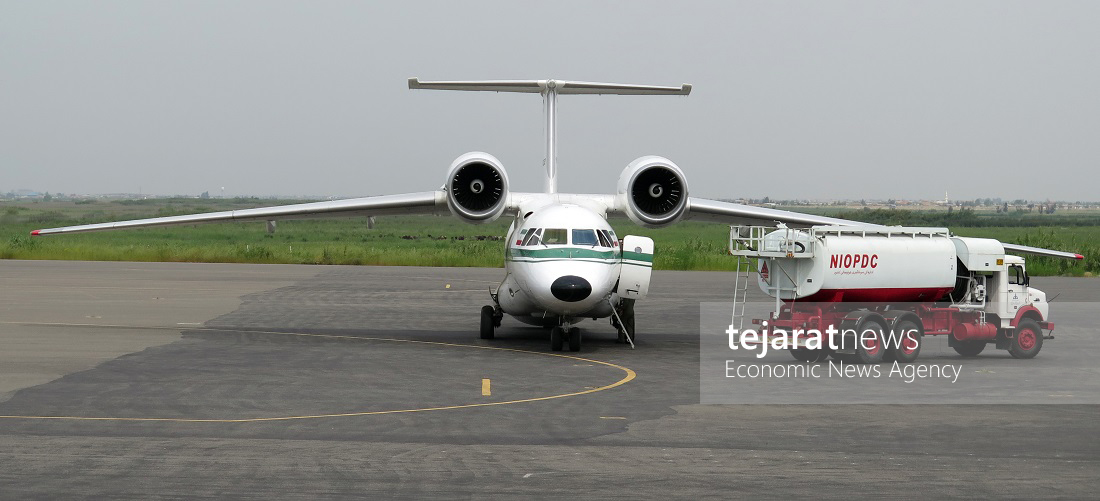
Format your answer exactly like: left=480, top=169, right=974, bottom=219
left=620, top=299, right=636, bottom=342
left=550, top=326, right=564, bottom=351
left=567, top=327, right=581, bottom=352
left=480, top=305, right=495, bottom=340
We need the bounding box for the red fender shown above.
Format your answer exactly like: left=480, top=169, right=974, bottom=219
left=1010, top=305, right=1043, bottom=327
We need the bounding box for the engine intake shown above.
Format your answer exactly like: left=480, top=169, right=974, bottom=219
left=617, top=156, right=689, bottom=227
left=445, top=152, right=509, bottom=223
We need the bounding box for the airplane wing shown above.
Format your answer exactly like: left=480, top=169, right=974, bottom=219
left=685, top=197, right=879, bottom=228
left=1002, top=243, right=1084, bottom=261
left=31, top=191, right=447, bottom=235
left=682, top=197, right=1083, bottom=261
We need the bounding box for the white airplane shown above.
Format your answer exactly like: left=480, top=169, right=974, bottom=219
left=32, top=78, right=1083, bottom=352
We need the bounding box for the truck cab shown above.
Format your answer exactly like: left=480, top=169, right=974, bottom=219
left=989, top=255, right=1049, bottom=328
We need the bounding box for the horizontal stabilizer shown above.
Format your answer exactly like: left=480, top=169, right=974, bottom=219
left=409, top=78, right=691, bottom=96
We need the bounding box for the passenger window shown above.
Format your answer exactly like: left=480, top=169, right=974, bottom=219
left=596, top=230, right=611, bottom=248
left=572, top=229, right=598, bottom=246
left=521, top=228, right=541, bottom=246
left=542, top=228, right=568, bottom=245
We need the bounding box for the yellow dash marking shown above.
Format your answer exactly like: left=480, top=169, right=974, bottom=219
left=482, top=378, right=491, bottom=396
left=599, top=416, right=627, bottom=420
left=445, top=284, right=451, bottom=289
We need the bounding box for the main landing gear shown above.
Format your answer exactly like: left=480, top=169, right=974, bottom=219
left=610, top=298, right=636, bottom=349
left=480, top=305, right=502, bottom=340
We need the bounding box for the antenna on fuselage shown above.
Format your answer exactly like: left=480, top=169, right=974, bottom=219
left=408, top=78, right=691, bottom=194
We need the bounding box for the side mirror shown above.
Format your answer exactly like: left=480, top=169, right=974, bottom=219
left=1024, top=272, right=1030, bottom=287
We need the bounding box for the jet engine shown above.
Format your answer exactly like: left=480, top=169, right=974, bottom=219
left=445, top=152, right=509, bottom=223
left=617, top=156, right=689, bottom=227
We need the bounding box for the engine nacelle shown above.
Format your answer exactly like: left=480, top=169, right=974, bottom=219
left=616, top=156, right=689, bottom=228
left=445, top=152, right=509, bottom=223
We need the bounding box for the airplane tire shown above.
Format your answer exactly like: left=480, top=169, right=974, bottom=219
left=568, top=327, right=581, bottom=352
left=550, top=326, right=564, bottom=351
left=480, top=305, right=495, bottom=340
left=620, top=299, right=636, bottom=342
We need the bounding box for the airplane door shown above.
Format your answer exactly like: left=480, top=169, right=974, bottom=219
left=618, top=235, right=654, bottom=300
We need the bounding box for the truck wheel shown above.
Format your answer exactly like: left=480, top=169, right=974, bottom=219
left=890, top=319, right=923, bottom=364
left=953, top=340, right=986, bottom=357
left=1008, top=319, right=1043, bottom=359
left=853, top=318, right=887, bottom=364
left=790, top=348, right=813, bottom=362
left=790, top=348, right=829, bottom=363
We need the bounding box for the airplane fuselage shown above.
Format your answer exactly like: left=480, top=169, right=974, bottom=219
left=495, top=202, right=623, bottom=326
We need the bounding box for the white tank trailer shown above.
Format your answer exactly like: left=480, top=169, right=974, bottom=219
left=729, top=225, right=1055, bottom=363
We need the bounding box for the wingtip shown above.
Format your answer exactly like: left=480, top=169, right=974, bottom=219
left=1075, top=253, right=1084, bottom=260
left=30, top=230, right=40, bottom=236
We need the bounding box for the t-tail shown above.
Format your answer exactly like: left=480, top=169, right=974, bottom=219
left=408, top=78, right=691, bottom=194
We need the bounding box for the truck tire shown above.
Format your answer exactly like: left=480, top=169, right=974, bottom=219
left=853, top=318, right=887, bottom=364
left=953, top=340, right=986, bottom=357
left=889, top=319, right=923, bottom=364
left=1008, top=319, right=1043, bottom=359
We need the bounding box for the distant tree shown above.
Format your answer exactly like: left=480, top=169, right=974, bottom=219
left=42, top=192, right=52, bottom=201
left=1003, top=202, right=1009, bottom=213
left=200, top=191, right=210, bottom=199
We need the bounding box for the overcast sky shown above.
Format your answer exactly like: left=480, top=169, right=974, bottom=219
left=3, top=1, right=1098, bottom=201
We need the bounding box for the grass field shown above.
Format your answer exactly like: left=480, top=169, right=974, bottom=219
left=1, top=198, right=1097, bottom=276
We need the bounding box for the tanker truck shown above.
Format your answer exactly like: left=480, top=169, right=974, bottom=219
left=728, top=225, right=1060, bottom=364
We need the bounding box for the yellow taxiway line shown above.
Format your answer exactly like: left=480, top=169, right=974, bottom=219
left=0, top=324, right=636, bottom=423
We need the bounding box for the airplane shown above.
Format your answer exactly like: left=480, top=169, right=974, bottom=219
left=31, top=78, right=1084, bottom=352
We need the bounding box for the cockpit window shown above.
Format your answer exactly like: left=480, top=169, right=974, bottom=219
left=572, top=229, right=598, bottom=246
left=542, top=228, right=568, bottom=245
left=596, top=230, right=611, bottom=248
left=601, top=229, right=618, bottom=247
left=521, top=228, right=541, bottom=246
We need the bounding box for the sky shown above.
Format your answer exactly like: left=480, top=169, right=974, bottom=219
left=2, top=1, right=1098, bottom=201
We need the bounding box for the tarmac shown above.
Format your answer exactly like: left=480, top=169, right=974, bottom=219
left=0, top=259, right=1097, bottom=499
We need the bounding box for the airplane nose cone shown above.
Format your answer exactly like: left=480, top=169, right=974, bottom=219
left=550, top=275, right=592, bottom=302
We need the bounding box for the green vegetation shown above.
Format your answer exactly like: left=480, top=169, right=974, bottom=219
left=1, top=199, right=1096, bottom=275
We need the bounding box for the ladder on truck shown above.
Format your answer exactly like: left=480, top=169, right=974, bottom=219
left=728, top=225, right=817, bottom=331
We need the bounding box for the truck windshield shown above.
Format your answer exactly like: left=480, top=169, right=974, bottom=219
left=1009, top=265, right=1025, bottom=285
left=572, top=229, right=598, bottom=246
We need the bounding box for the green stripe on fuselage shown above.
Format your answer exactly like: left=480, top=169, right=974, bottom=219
left=509, top=247, right=618, bottom=260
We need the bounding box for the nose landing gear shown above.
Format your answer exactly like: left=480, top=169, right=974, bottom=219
left=550, top=323, right=581, bottom=352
